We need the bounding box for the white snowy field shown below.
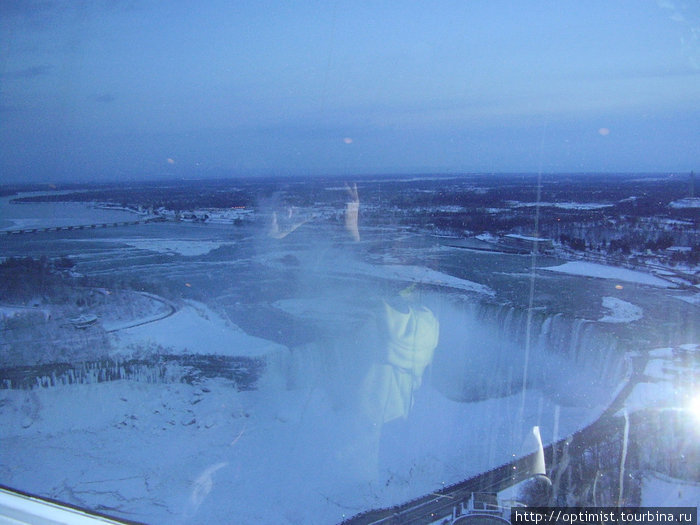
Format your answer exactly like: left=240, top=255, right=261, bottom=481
left=272, top=297, right=371, bottom=324
left=260, top=251, right=495, bottom=297
left=77, top=238, right=232, bottom=257
left=641, top=473, right=700, bottom=507
left=676, top=292, right=700, bottom=306
left=2, top=311, right=694, bottom=523
left=509, top=201, right=613, bottom=210
left=625, top=344, right=699, bottom=413
left=0, top=304, right=51, bottom=321
left=541, top=261, right=673, bottom=288
left=598, top=296, right=643, bottom=323
left=668, top=197, right=700, bottom=209
left=1, top=289, right=612, bottom=524
left=0, top=375, right=596, bottom=524
left=624, top=344, right=700, bottom=508
left=362, top=263, right=495, bottom=295
left=111, top=300, right=286, bottom=358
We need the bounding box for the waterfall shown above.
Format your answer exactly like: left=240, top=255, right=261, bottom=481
left=264, top=292, right=626, bottom=412
left=0, top=354, right=267, bottom=391
left=428, top=298, right=625, bottom=407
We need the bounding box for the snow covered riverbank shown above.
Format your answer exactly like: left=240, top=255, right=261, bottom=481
left=112, top=300, right=286, bottom=359
left=541, top=261, right=672, bottom=288
left=598, top=296, right=643, bottom=323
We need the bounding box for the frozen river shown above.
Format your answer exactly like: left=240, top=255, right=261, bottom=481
left=0, top=200, right=697, bottom=523
left=0, top=193, right=139, bottom=231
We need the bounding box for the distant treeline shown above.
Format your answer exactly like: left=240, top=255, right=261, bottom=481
left=13, top=187, right=254, bottom=212
left=6, top=174, right=698, bottom=266
left=8, top=172, right=695, bottom=211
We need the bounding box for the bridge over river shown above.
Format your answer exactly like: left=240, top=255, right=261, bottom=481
left=0, top=217, right=166, bottom=235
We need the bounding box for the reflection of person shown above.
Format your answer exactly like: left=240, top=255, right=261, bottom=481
left=268, top=207, right=311, bottom=239
left=360, top=290, right=439, bottom=425
left=344, top=182, right=360, bottom=241
left=342, top=287, right=439, bottom=480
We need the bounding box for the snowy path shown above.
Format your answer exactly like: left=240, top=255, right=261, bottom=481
left=102, top=292, right=177, bottom=333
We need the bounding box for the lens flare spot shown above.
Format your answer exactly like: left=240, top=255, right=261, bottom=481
left=689, top=394, right=700, bottom=427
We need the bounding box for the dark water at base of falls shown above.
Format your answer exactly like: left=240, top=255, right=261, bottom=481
left=424, top=297, right=628, bottom=406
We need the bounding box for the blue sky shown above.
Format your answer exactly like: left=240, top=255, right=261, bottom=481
left=1, top=1, right=698, bottom=183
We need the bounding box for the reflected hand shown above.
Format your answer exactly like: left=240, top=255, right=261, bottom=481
left=268, top=209, right=310, bottom=239
left=344, top=182, right=360, bottom=241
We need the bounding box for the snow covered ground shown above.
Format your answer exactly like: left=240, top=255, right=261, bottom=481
left=76, top=238, right=232, bottom=257
left=350, top=262, right=496, bottom=295
left=3, top=329, right=684, bottom=523
left=0, top=374, right=595, bottom=524
left=624, top=344, right=698, bottom=413
left=668, top=197, right=700, bottom=209
left=676, top=291, right=700, bottom=306
left=598, top=296, right=643, bottom=323
left=509, top=201, right=613, bottom=210
left=624, top=344, right=700, bottom=508
left=0, top=304, right=51, bottom=321
left=272, top=297, right=371, bottom=324
left=1, top=290, right=609, bottom=524
left=541, top=261, right=673, bottom=288
left=641, top=473, right=700, bottom=506
left=112, top=300, right=286, bottom=358
left=257, top=248, right=496, bottom=297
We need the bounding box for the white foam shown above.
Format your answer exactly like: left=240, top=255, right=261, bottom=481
left=84, top=238, right=230, bottom=257
left=598, top=296, right=643, bottom=323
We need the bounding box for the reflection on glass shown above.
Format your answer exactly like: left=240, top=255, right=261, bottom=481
left=1, top=1, right=699, bottom=523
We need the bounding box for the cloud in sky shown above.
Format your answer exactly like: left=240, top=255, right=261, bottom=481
left=2, top=64, right=53, bottom=79
left=0, top=1, right=698, bottom=183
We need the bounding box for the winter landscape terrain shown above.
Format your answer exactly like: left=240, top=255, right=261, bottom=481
left=0, top=173, right=698, bottom=524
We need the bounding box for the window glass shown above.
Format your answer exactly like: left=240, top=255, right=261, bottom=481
left=1, top=2, right=698, bottom=523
